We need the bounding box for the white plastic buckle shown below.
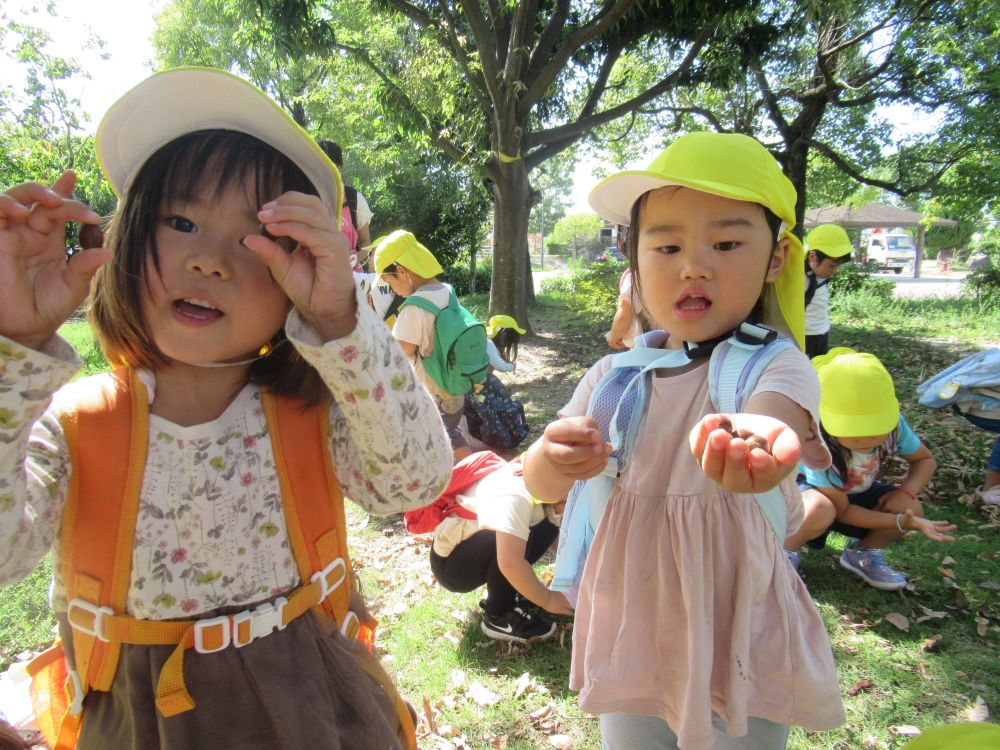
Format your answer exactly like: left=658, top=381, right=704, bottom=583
left=67, top=598, right=113, bottom=643
left=193, top=615, right=231, bottom=654
left=67, top=668, right=85, bottom=716
left=232, top=597, right=288, bottom=648
left=340, top=610, right=361, bottom=640
left=310, top=557, right=347, bottom=603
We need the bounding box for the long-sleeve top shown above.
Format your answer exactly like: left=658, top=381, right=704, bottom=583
left=0, top=292, right=452, bottom=621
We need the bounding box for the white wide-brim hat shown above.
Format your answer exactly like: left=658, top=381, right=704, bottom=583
left=96, top=67, right=342, bottom=217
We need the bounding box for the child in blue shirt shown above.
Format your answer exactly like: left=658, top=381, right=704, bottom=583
left=784, top=348, right=956, bottom=590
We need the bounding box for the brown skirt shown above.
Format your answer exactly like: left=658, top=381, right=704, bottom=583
left=61, top=606, right=403, bottom=750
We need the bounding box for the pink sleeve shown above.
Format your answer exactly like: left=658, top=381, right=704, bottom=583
left=750, top=347, right=831, bottom=471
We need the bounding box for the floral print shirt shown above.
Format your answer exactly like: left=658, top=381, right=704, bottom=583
left=0, top=293, right=452, bottom=620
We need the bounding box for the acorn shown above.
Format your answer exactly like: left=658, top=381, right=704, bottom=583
left=79, top=223, right=103, bottom=249
left=715, top=416, right=734, bottom=434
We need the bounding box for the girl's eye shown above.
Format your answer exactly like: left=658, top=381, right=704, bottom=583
left=655, top=245, right=680, bottom=255
left=167, top=216, right=196, bottom=233
left=715, top=241, right=739, bottom=252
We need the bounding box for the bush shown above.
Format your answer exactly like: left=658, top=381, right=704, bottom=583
left=963, top=266, right=1000, bottom=308
left=539, top=260, right=622, bottom=329
left=444, top=257, right=492, bottom=296
left=828, top=261, right=895, bottom=302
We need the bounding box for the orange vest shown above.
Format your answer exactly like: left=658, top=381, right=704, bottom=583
left=27, top=369, right=414, bottom=748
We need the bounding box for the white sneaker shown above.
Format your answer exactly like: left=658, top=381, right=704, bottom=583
left=975, top=485, right=1000, bottom=506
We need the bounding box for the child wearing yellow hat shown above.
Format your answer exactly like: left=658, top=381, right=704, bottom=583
left=804, top=224, right=854, bottom=358
left=784, top=348, right=956, bottom=589
left=523, top=132, right=845, bottom=749
left=373, top=230, right=478, bottom=460
left=484, top=314, right=525, bottom=373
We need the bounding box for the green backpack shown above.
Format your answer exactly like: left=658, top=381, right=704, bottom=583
left=401, top=285, right=490, bottom=396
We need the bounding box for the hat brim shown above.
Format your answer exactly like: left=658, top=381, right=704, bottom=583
left=588, top=171, right=775, bottom=227
left=97, top=67, right=342, bottom=219
left=811, top=241, right=854, bottom=259
left=819, top=403, right=900, bottom=439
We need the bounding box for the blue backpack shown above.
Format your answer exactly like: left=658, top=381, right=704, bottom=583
left=552, top=323, right=797, bottom=598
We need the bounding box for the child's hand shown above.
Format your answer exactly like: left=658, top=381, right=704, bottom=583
left=242, top=191, right=357, bottom=340
left=543, top=589, right=574, bottom=616
left=690, top=413, right=801, bottom=494
left=901, top=509, right=957, bottom=542
left=0, top=171, right=109, bottom=350
left=538, top=416, right=612, bottom=481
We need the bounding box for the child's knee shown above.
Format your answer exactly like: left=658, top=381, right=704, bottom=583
left=882, top=490, right=923, bottom=516
left=802, top=490, right=836, bottom=527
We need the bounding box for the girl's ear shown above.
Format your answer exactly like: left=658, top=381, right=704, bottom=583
left=766, top=237, right=790, bottom=282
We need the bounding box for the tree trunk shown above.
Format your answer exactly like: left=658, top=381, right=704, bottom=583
left=469, top=243, right=478, bottom=294
left=488, top=159, right=533, bottom=332
left=784, top=140, right=809, bottom=237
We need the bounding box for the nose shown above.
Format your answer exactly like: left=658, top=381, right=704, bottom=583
left=185, top=234, right=236, bottom=280
left=679, top=245, right=712, bottom=280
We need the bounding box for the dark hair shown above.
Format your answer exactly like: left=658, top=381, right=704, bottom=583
left=493, top=327, right=521, bottom=364
left=317, top=139, right=343, bottom=168
left=89, top=129, right=331, bottom=406
left=820, top=423, right=899, bottom=483
left=811, top=248, right=851, bottom=264
left=624, top=187, right=784, bottom=333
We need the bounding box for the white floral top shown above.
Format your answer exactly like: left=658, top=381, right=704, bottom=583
left=0, top=294, right=452, bottom=620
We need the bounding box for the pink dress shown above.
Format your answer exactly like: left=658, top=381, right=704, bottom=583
left=561, top=348, right=844, bottom=749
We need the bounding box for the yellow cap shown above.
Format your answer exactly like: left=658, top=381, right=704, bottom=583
left=901, top=723, right=1000, bottom=750
left=371, top=230, right=444, bottom=277
left=486, top=315, right=526, bottom=338
left=814, top=349, right=899, bottom=437
left=805, top=224, right=853, bottom=258
left=588, top=132, right=805, bottom=349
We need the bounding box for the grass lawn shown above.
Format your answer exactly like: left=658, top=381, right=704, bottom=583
left=1, top=290, right=997, bottom=749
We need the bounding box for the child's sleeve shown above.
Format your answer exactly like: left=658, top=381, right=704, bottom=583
left=896, top=415, right=922, bottom=455
left=750, top=347, right=832, bottom=471
left=0, top=336, right=80, bottom=588
left=285, top=287, right=452, bottom=516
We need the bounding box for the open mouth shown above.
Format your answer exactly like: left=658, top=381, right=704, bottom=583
left=675, top=290, right=712, bottom=317
left=173, top=298, right=224, bottom=321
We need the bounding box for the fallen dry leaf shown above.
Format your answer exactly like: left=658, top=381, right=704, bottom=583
left=941, top=555, right=956, bottom=566
left=513, top=672, right=533, bottom=700
left=978, top=581, right=1000, bottom=591
left=885, top=612, right=910, bottom=631
left=964, top=695, right=990, bottom=722
left=549, top=735, right=573, bottom=749
left=938, top=566, right=955, bottom=579
left=975, top=616, right=989, bottom=637
left=921, top=634, right=943, bottom=652
left=976, top=550, right=997, bottom=561
left=891, top=725, right=922, bottom=738
left=467, top=680, right=501, bottom=706
left=849, top=678, right=874, bottom=695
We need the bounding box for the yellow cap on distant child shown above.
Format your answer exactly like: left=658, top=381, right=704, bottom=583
left=371, top=230, right=444, bottom=277
left=587, top=132, right=805, bottom=349
left=813, top=348, right=899, bottom=437
left=900, top=723, right=1000, bottom=749
left=486, top=315, right=526, bottom=338
left=806, top=224, right=853, bottom=258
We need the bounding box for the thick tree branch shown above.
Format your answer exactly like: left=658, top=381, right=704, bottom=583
left=455, top=0, right=502, bottom=102
left=525, top=0, right=570, bottom=87
left=750, top=59, right=791, bottom=140
left=522, top=0, right=637, bottom=109
left=435, top=0, right=492, bottom=111
left=807, top=138, right=969, bottom=196
left=526, top=28, right=714, bottom=151
left=503, top=0, right=536, bottom=87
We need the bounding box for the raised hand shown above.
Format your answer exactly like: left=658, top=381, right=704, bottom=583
left=901, top=509, right=957, bottom=542
left=690, top=413, right=802, bottom=494
left=0, top=171, right=109, bottom=350
left=240, top=191, right=357, bottom=341
left=537, top=416, right=612, bottom=482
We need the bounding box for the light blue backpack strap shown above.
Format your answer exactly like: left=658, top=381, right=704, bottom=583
left=708, top=323, right=797, bottom=541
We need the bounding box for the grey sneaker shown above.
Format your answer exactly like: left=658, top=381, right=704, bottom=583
left=839, top=540, right=907, bottom=591
left=784, top=549, right=801, bottom=571
left=481, top=605, right=556, bottom=644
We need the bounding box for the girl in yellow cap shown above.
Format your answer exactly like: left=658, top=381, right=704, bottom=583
left=522, top=132, right=844, bottom=748
left=784, top=349, right=956, bottom=589
left=485, top=314, right=525, bottom=373
left=803, top=224, right=854, bottom=358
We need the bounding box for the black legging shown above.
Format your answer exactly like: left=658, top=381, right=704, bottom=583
left=429, top=519, right=559, bottom=617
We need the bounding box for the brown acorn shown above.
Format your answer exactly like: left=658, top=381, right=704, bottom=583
left=746, top=435, right=771, bottom=453
left=715, top=416, right=734, bottom=434
left=79, top=223, right=103, bottom=249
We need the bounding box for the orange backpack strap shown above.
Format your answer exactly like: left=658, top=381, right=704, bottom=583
left=55, top=369, right=148, bottom=695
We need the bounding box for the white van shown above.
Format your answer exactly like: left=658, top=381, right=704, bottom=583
left=865, top=232, right=916, bottom=274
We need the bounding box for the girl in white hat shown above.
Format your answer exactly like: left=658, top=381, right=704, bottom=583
left=523, top=132, right=845, bottom=749
left=0, top=68, right=451, bottom=749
